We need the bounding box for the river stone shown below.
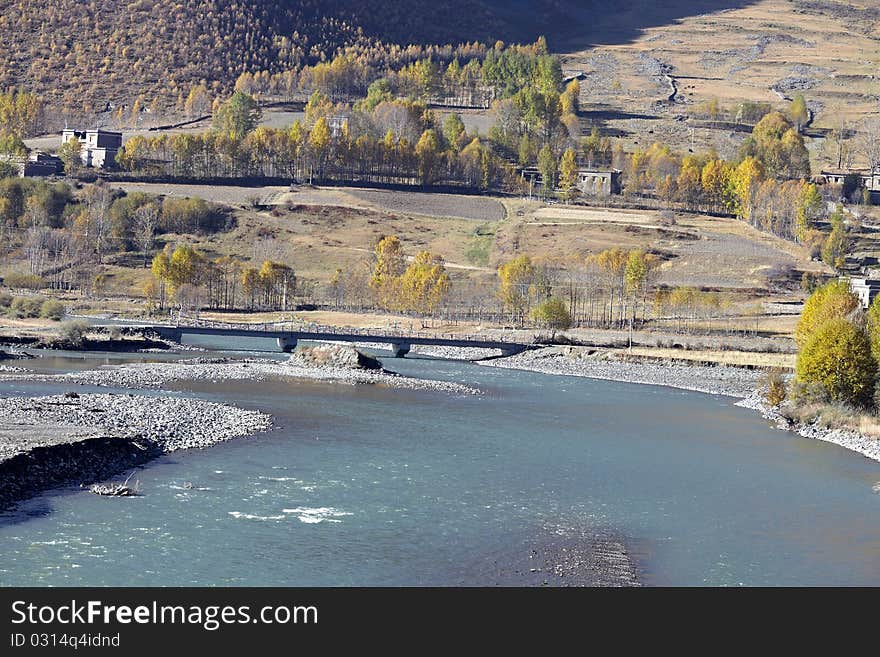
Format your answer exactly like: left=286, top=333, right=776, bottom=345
left=289, top=344, right=382, bottom=370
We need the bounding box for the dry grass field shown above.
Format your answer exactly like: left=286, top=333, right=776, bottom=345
left=86, top=183, right=831, bottom=325
left=559, top=0, right=880, bottom=166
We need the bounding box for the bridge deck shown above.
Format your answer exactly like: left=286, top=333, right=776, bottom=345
left=116, top=322, right=534, bottom=355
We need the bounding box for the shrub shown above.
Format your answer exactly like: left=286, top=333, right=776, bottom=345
left=787, top=379, right=830, bottom=406
left=796, top=317, right=876, bottom=406
left=59, top=320, right=90, bottom=346
left=0, top=292, right=11, bottom=308
left=39, top=299, right=65, bottom=321
left=531, top=297, right=572, bottom=330
left=9, top=296, right=44, bottom=318
left=3, top=272, right=44, bottom=290
left=762, top=368, right=787, bottom=406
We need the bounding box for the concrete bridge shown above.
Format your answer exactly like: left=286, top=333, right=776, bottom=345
left=124, top=321, right=535, bottom=358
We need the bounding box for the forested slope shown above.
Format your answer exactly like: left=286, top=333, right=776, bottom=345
left=0, top=0, right=570, bottom=113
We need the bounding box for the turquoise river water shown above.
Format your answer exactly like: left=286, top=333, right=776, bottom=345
left=0, top=351, right=878, bottom=586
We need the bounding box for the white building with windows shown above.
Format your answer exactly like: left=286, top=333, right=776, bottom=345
left=61, top=129, right=122, bottom=169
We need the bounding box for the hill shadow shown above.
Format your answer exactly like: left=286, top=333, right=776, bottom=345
left=445, top=0, right=764, bottom=51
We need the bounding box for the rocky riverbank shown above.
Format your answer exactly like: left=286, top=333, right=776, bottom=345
left=737, top=392, right=880, bottom=463
left=0, top=354, right=479, bottom=395
left=0, top=393, right=273, bottom=510
left=483, top=346, right=760, bottom=398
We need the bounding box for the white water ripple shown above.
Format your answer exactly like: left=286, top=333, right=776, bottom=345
left=282, top=507, right=353, bottom=524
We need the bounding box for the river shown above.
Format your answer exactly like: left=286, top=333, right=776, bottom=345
left=1, top=351, right=878, bottom=586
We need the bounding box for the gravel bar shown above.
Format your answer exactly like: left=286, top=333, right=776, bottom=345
left=0, top=357, right=480, bottom=396
left=483, top=346, right=761, bottom=398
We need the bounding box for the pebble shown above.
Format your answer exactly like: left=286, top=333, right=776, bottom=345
left=483, top=346, right=760, bottom=398
left=0, top=394, right=273, bottom=454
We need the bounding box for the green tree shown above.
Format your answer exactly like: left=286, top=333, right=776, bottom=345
left=356, top=79, right=393, bottom=113
left=796, top=317, right=875, bottom=406
left=58, top=137, right=82, bottom=174
left=796, top=182, right=823, bottom=242
left=443, top=113, right=466, bottom=149
left=212, top=91, right=262, bottom=139
left=537, top=144, right=558, bottom=199
left=821, top=205, right=848, bottom=269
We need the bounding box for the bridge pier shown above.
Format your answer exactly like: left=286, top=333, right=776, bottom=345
left=390, top=342, right=411, bottom=358
left=277, top=336, right=297, bottom=353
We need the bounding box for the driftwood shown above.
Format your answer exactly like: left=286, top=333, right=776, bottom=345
left=88, top=472, right=140, bottom=497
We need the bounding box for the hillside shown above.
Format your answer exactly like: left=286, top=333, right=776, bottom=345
left=0, top=0, right=571, bottom=117
left=0, top=1, right=773, bottom=118
left=561, top=0, right=880, bottom=168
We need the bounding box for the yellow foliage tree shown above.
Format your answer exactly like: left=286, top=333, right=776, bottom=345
left=795, top=280, right=860, bottom=348
left=796, top=317, right=876, bottom=406
left=397, top=251, right=451, bottom=314
left=497, top=254, right=540, bottom=324
left=370, top=235, right=406, bottom=309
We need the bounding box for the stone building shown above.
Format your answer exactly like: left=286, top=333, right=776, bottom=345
left=520, top=166, right=621, bottom=197
left=18, top=151, right=63, bottom=177
left=819, top=168, right=880, bottom=203
left=61, top=129, right=123, bottom=168
left=846, top=277, right=880, bottom=309
left=575, top=168, right=622, bottom=196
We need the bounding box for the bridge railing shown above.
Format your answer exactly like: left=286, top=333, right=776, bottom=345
left=172, top=312, right=528, bottom=345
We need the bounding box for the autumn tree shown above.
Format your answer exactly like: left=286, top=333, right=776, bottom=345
left=133, top=202, right=159, bottom=267
left=588, top=247, right=629, bottom=327
left=558, top=147, right=579, bottom=203
left=308, top=116, right=331, bottom=182
left=370, top=235, right=406, bottom=309
left=796, top=317, right=875, bottom=406
left=415, top=129, right=442, bottom=186
left=497, top=254, right=541, bottom=324
left=739, top=111, right=810, bottom=180
left=732, top=156, right=764, bottom=223
left=531, top=297, right=571, bottom=329
left=795, top=280, right=860, bottom=348
left=397, top=251, right=451, bottom=314
left=788, top=94, right=809, bottom=133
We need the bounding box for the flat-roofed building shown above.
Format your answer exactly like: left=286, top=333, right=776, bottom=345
left=61, top=129, right=122, bottom=169
left=846, top=277, right=880, bottom=309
